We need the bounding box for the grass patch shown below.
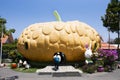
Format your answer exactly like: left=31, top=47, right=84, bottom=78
left=13, top=68, right=37, bottom=73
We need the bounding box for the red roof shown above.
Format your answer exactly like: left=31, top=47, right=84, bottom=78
left=1, top=36, right=8, bottom=44
left=1, top=34, right=14, bottom=44
left=101, top=42, right=117, bottom=49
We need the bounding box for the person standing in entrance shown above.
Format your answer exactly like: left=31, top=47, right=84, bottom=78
left=53, top=52, right=61, bottom=71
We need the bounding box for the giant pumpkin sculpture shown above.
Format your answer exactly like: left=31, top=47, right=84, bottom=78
left=17, top=11, right=101, bottom=62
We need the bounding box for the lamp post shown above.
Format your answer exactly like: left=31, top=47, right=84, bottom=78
left=0, top=21, right=3, bottom=65
left=0, top=18, right=4, bottom=65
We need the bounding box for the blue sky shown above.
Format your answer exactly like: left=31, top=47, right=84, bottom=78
left=0, top=0, right=117, bottom=42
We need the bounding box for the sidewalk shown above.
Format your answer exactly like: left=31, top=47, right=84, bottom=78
left=0, top=66, right=120, bottom=80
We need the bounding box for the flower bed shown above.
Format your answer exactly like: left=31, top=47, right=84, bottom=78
left=82, top=49, right=118, bottom=73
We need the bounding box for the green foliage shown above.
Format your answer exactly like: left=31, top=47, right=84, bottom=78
left=101, top=0, right=120, bottom=33
left=9, top=51, right=23, bottom=63
left=82, top=64, right=97, bottom=73
left=0, top=17, right=6, bottom=37
left=0, top=17, right=6, bottom=24
left=82, top=49, right=118, bottom=73
left=13, top=68, right=37, bottom=73
left=0, top=17, right=15, bottom=37
left=95, top=58, right=104, bottom=67
left=3, top=43, right=16, bottom=51
left=2, top=43, right=17, bottom=58
left=2, top=39, right=23, bottom=62
left=28, top=61, right=48, bottom=68
left=101, top=0, right=120, bottom=60
left=2, top=42, right=16, bottom=58
left=5, top=29, right=15, bottom=35
left=114, top=37, right=120, bottom=44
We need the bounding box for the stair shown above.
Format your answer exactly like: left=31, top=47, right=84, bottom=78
left=36, top=65, right=82, bottom=77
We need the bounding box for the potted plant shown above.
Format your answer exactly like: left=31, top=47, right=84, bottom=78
left=97, top=65, right=104, bottom=72
left=95, top=58, right=104, bottom=72
left=11, top=63, right=17, bottom=69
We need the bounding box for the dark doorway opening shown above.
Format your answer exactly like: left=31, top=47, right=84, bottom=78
left=24, top=42, right=28, bottom=50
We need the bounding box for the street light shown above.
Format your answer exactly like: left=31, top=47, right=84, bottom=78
left=0, top=21, right=3, bottom=65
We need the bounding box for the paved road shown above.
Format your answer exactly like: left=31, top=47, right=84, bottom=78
left=0, top=67, right=120, bottom=80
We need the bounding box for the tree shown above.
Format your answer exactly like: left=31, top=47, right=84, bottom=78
left=0, top=17, right=6, bottom=37
left=101, top=0, right=120, bottom=60
left=0, top=17, right=16, bottom=63
left=0, top=17, right=15, bottom=37
left=114, top=37, right=120, bottom=44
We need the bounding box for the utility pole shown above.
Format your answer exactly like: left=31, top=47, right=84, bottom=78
left=108, top=28, right=110, bottom=49
left=118, top=13, right=120, bottom=60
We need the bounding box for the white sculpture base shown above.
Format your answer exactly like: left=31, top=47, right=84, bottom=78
left=36, top=65, right=83, bottom=77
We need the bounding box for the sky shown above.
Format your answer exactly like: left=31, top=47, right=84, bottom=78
left=0, top=0, right=117, bottom=42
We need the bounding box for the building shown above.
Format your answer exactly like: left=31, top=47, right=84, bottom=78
left=101, top=42, right=120, bottom=50
left=1, top=34, right=14, bottom=44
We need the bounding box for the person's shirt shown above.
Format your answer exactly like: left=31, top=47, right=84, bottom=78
left=53, top=55, right=61, bottom=63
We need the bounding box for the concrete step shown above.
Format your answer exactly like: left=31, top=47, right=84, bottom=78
left=52, top=72, right=81, bottom=77
left=36, top=65, right=83, bottom=77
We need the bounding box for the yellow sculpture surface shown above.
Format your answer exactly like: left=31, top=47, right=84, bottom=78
left=17, top=21, right=101, bottom=62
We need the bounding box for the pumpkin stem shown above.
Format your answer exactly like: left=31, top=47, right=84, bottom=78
left=53, top=10, right=62, bottom=21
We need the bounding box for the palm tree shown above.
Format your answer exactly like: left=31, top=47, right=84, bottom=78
left=0, top=17, right=15, bottom=64
left=0, top=17, right=15, bottom=37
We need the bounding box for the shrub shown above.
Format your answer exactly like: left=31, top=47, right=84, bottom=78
left=96, top=49, right=118, bottom=71
left=98, top=49, right=118, bottom=61
left=82, top=64, right=97, bottom=73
